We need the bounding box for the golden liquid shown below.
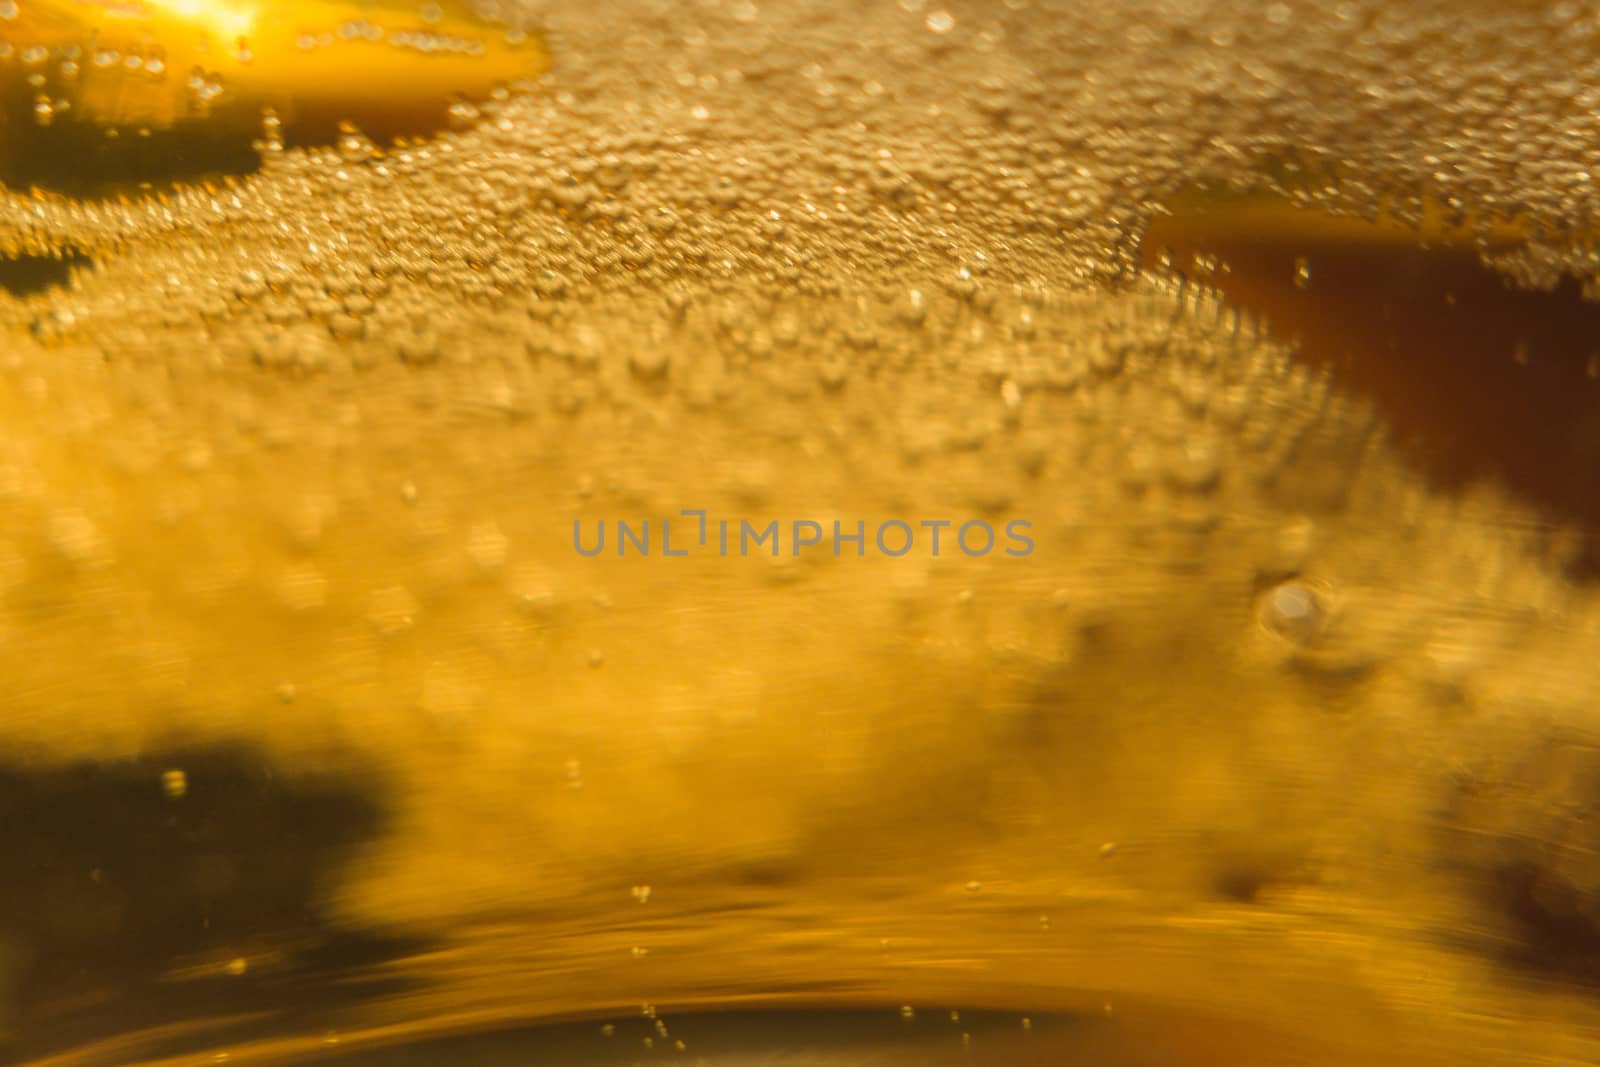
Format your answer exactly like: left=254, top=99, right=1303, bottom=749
left=1146, top=191, right=1600, bottom=574
left=0, top=1, right=1598, bottom=1065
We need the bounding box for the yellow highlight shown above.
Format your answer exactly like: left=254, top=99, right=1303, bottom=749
left=0, top=0, right=546, bottom=131
left=143, top=0, right=256, bottom=43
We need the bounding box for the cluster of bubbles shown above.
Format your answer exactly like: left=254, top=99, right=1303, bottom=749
left=0, top=1, right=1595, bottom=330
left=0, top=3, right=1593, bottom=1063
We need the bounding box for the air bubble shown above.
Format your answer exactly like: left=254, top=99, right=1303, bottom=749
left=1260, top=582, right=1324, bottom=644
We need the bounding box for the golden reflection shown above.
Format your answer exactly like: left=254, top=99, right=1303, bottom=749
left=0, top=0, right=546, bottom=195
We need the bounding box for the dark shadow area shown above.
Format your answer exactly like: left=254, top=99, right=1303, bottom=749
left=0, top=248, right=90, bottom=298
left=1212, top=862, right=1274, bottom=905
left=0, top=743, right=430, bottom=1065
left=301, top=1007, right=1093, bottom=1066
left=0, top=90, right=465, bottom=201
left=1433, top=739, right=1600, bottom=992
left=295, top=1003, right=1356, bottom=1067
left=1487, top=859, right=1600, bottom=989
left=0, top=91, right=266, bottom=200
left=1142, top=195, right=1600, bottom=578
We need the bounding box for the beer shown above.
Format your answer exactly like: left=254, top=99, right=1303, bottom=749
left=0, top=1, right=1596, bottom=1063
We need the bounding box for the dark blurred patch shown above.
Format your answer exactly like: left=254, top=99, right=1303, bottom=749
left=1211, top=862, right=1273, bottom=905
left=0, top=248, right=90, bottom=299
left=292, top=1003, right=1362, bottom=1067
left=1487, top=860, right=1600, bottom=986
left=1435, top=739, right=1600, bottom=989
left=0, top=743, right=428, bottom=1064
left=0, top=87, right=265, bottom=200
left=0, top=91, right=464, bottom=201
left=1143, top=196, right=1600, bottom=578
left=298, top=1007, right=1093, bottom=1067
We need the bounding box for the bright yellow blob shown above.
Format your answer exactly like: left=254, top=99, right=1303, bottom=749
left=5, top=0, right=544, bottom=124
left=0, top=0, right=547, bottom=195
